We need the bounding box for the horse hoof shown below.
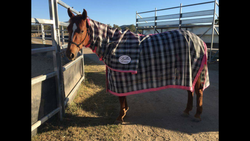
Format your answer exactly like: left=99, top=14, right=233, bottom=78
left=125, top=107, right=129, bottom=113
left=181, top=112, right=189, bottom=117
left=192, top=117, right=201, bottom=122
left=114, top=120, right=123, bottom=124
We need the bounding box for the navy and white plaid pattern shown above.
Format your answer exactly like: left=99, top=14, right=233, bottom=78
left=88, top=19, right=142, bottom=72
left=87, top=19, right=209, bottom=95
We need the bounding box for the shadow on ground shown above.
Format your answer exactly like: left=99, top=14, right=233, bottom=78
left=39, top=63, right=218, bottom=135
left=38, top=70, right=120, bottom=134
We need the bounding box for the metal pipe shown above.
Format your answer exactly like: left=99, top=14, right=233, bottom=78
left=41, top=24, right=46, bottom=44
left=179, top=3, right=182, bottom=29
left=154, top=8, right=157, bottom=34
left=209, top=0, right=216, bottom=62
left=63, top=55, right=83, bottom=71
left=31, top=71, right=56, bottom=85
left=31, top=107, right=61, bottom=131
left=48, top=0, right=63, bottom=121
left=137, top=1, right=214, bottom=14
left=58, top=0, right=81, bottom=14
left=31, top=46, right=55, bottom=54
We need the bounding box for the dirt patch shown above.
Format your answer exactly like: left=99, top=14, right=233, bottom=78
left=120, top=61, right=218, bottom=140
left=120, top=87, right=218, bottom=140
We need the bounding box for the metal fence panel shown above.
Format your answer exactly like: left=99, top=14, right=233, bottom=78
left=182, top=9, right=214, bottom=18
left=182, top=17, right=213, bottom=24
left=63, top=55, right=83, bottom=97
left=31, top=76, right=57, bottom=126
left=157, top=20, right=179, bottom=26
left=136, top=0, right=219, bottom=62
left=157, top=13, right=180, bottom=21
left=137, top=22, right=154, bottom=27
left=31, top=0, right=85, bottom=136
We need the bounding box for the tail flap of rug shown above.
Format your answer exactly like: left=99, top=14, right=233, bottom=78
left=201, top=42, right=210, bottom=90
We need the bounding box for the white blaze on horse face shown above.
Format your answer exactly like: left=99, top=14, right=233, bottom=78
left=71, top=23, right=77, bottom=40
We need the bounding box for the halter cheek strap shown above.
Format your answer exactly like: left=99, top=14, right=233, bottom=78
left=69, top=28, right=89, bottom=48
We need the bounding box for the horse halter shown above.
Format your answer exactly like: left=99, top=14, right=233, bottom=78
left=69, top=26, right=89, bottom=48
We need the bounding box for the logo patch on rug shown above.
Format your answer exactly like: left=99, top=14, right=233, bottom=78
left=119, top=55, right=131, bottom=64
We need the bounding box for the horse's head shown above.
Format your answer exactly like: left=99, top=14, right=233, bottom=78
left=66, top=8, right=90, bottom=60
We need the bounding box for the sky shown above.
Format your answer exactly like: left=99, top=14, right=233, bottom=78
left=31, top=0, right=218, bottom=26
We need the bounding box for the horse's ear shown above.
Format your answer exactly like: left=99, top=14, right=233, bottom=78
left=68, top=8, right=75, bottom=18
left=82, top=9, right=87, bottom=20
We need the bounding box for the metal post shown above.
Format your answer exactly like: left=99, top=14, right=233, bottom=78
left=60, top=26, right=65, bottom=45
left=154, top=8, right=157, bottom=34
left=37, top=24, right=40, bottom=35
left=209, top=0, right=217, bottom=62
left=179, top=3, right=182, bottom=29
left=136, top=11, right=138, bottom=33
left=81, top=48, right=85, bottom=82
left=41, top=24, right=45, bottom=44
left=54, top=0, right=65, bottom=117
left=48, top=0, right=64, bottom=121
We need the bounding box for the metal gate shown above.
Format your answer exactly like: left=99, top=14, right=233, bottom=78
left=31, top=0, right=85, bottom=135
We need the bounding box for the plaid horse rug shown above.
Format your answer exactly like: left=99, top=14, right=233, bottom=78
left=86, top=19, right=209, bottom=96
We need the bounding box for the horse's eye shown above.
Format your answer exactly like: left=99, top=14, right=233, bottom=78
left=81, top=30, right=84, bottom=33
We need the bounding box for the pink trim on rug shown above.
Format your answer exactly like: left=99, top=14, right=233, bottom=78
left=106, top=66, right=109, bottom=93
left=85, top=43, right=90, bottom=47
left=108, top=85, right=193, bottom=96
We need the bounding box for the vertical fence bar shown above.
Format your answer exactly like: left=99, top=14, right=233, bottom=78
left=136, top=11, right=138, bottom=33
left=54, top=0, right=65, bottom=117
left=81, top=48, right=85, bottom=82
left=61, top=26, right=65, bottom=45
left=48, top=0, right=64, bottom=121
left=37, top=24, right=40, bottom=35
left=41, top=24, right=46, bottom=44
left=179, top=3, right=182, bottom=29
left=154, top=8, right=157, bottom=34
left=209, top=0, right=216, bottom=62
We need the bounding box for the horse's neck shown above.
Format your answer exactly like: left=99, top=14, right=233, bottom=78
left=88, top=19, right=111, bottom=59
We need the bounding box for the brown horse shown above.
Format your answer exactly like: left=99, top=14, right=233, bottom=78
left=66, top=8, right=204, bottom=122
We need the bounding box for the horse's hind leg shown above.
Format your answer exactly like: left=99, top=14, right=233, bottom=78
left=183, top=90, right=194, bottom=116
left=194, top=76, right=203, bottom=121
left=115, top=96, right=129, bottom=123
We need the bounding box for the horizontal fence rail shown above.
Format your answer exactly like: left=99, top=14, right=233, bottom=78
left=137, top=1, right=214, bottom=14
left=31, top=46, right=55, bottom=54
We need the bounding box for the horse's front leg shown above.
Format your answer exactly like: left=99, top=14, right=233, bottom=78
left=115, top=96, right=129, bottom=123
